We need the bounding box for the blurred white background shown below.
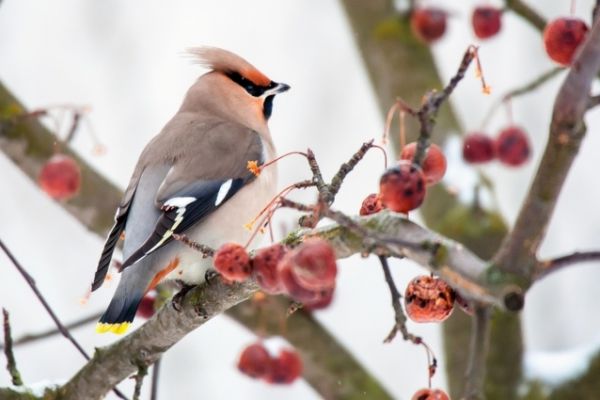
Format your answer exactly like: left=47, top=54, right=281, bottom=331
left=1, top=0, right=600, bottom=398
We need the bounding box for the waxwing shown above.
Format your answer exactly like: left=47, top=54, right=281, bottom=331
left=91, top=47, right=289, bottom=334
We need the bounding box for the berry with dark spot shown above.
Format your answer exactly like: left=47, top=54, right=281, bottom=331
left=213, top=243, right=252, bottom=282
left=281, top=239, right=337, bottom=291
left=379, top=161, right=427, bottom=213
left=462, top=132, right=495, bottom=163
left=543, top=17, right=589, bottom=66
left=411, top=388, right=450, bottom=400
left=136, top=293, right=156, bottom=319
left=411, top=7, right=447, bottom=44
left=252, top=243, right=287, bottom=294
left=278, top=265, right=332, bottom=305
left=38, top=154, right=81, bottom=200
left=400, top=142, right=447, bottom=185
left=237, top=342, right=272, bottom=379
left=360, top=193, right=385, bottom=216
left=405, top=275, right=455, bottom=323
left=266, top=348, right=303, bottom=384
left=472, top=6, right=502, bottom=39
left=495, top=126, right=530, bottom=166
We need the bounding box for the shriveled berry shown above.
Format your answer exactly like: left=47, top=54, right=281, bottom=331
left=360, top=193, right=384, bottom=216
left=282, top=239, right=337, bottom=291
left=405, top=275, right=455, bottom=323
left=543, top=17, right=589, bottom=66
left=462, top=132, right=495, bottom=163
left=400, top=142, right=447, bottom=185
left=266, top=349, right=303, bottom=384
left=136, top=293, right=156, bottom=319
left=495, top=126, right=530, bottom=166
left=304, top=287, right=334, bottom=311
left=472, top=6, right=502, bottom=39
left=411, top=7, right=447, bottom=44
left=252, top=244, right=287, bottom=294
left=411, top=388, right=450, bottom=400
left=38, top=154, right=81, bottom=200
left=379, top=161, right=426, bottom=213
left=213, top=243, right=252, bottom=282
left=238, top=343, right=272, bottom=379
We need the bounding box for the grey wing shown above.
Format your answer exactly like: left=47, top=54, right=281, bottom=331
left=119, top=122, right=265, bottom=270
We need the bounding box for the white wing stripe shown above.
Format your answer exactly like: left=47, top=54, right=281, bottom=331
left=215, top=179, right=233, bottom=206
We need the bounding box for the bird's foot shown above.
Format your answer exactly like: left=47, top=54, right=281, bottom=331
left=172, top=283, right=197, bottom=312
left=204, top=269, right=220, bottom=285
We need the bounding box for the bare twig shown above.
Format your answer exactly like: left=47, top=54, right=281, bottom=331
left=132, top=365, right=148, bottom=400
left=329, top=140, right=379, bottom=199
left=463, top=306, right=491, bottom=400
left=536, top=250, right=600, bottom=280
left=150, top=358, right=161, bottom=400
left=0, top=239, right=128, bottom=400
left=378, top=256, right=421, bottom=343
left=588, top=94, right=600, bottom=110
left=172, top=234, right=215, bottom=257
left=0, top=311, right=102, bottom=350
left=2, top=309, right=23, bottom=386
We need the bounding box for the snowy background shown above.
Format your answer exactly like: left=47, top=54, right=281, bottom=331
left=1, top=0, right=600, bottom=398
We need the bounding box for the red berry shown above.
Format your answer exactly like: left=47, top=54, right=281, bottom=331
left=213, top=243, right=252, bottom=282
left=278, top=262, right=335, bottom=306
left=237, top=343, right=272, bottom=379
left=136, top=293, right=156, bottom=319
left=252, top=244, right=287, bottom=294
left=411, top=7, right=447, bottom=44
left=38, top=154, right=81, bottom=200
left=472, top=6, right=502, bottom=39
left=304, top=287, right=334, bottom=311
left=266, top=349, right=303, bottom=384
left=359, top=193, right=385, bottom=216
left=400, top=142, right=447, bottom=185
left=411, top=388, right=450, bottom=400
left=379, top=161, right=426, bottom=213
left=404, top=275, right=455, bottom=323
left=282, top=239, right=337, bottom=291
left=462, top=132, right=495, bottom=163
left=495, top=126, right=530, bottom=167
left=543, top=17, right=589, bottom=66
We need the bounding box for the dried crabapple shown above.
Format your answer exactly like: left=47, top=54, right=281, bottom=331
left=266, top=348, right=303, bottom=384
left=400, top=142, right=447, bottom=185
left=472, top=6, right=502, bottom=39
left=404, top=275, right=455, bottom=323
left=38, top=154, right=81, bottom=200
left=543, top=17, right=589, bottom=66
left=237, top=342, right=272, bottom=379
left=379, top=160, right=426, bottom=213
left=213, top=243, right=252, bottom=282
left=252, top=243, right=287, bottom=294
left=495, top=126, right=530, bottom=167
left=411, top=388, right=450, bottom=400
left=136, top=293, right=157, bottom=319
left=360, top=193, right=385, bottom=216
left=462, top=132, right=495, bottom=164
left=281, top=239, right=337, bottom=291
left=411, top=7, right=447, bottom=44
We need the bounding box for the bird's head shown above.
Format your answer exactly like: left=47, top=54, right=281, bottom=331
left=182, top=47, right=290, bottom=134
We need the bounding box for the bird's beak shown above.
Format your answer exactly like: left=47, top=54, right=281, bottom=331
left=263, top=82, right=290, bottom=97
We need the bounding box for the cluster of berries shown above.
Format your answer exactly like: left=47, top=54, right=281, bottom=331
left=462, top=126, right=530, bottom=167
left=237, top=343, right=303, bottom=385
left=411, top=5, right=590, bottom=68
left=213, top=238, right=337, bottom=309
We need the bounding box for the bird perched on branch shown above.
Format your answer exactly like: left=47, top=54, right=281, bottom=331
left=90, top=47, right=289, bottom=334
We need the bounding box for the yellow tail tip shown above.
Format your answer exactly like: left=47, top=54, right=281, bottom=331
left=96, top=322, right=131, bottom=335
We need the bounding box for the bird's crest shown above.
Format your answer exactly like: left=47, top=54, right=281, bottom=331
left=187, top=47, right=271, bottom=86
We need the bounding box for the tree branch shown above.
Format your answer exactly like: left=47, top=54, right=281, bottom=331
left=462, top=306, right=491, bottom=400
left=504, top=0, right=546, bottom=32
left=493, top=19, right=600, bottom=280
left=3, top=309, right=23, bottom=387
left=535, top=250, right=600, bottom=280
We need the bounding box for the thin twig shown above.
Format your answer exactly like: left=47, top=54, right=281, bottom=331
left=329, top=140, right=378, bottom=199
left=588, top=94, right=600, bottom=110
left=2, top=309, right=23, bottom=386
left=504, top=0, right=546, bottom=32
left=536, top=251, right=600, bottom=280
left=132, top=365, right=148, bottom=400
left=0, top=239, right=129, bottom=400
left=0, top=311, right=102, bottom=350
left=463, top=306, right=491, bottom=400
left=172, top=234, right=215, bottom=257
left=150, top=358, right=161, bottom=400
left=64, top=111, right=82, bottom=144
left=306, top=149, right=327, bottom=193
left=378, top=256, right=421, bottom=343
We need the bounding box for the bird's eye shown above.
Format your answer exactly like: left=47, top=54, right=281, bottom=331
left=228, top=72, right=265, bottom=97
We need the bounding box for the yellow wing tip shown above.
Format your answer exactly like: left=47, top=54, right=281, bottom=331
left=96, top=322, right=131, bottom=335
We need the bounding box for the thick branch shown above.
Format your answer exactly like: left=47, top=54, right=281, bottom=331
left=493, top=19, right=600, bottom=280
left=462, top=306, right=491, bottom=400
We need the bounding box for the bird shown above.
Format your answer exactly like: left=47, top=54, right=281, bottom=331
left=90, top=47, right=289, bottom=334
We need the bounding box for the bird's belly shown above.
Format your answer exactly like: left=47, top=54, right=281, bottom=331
left=165, top=168, right=277, bottom=284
